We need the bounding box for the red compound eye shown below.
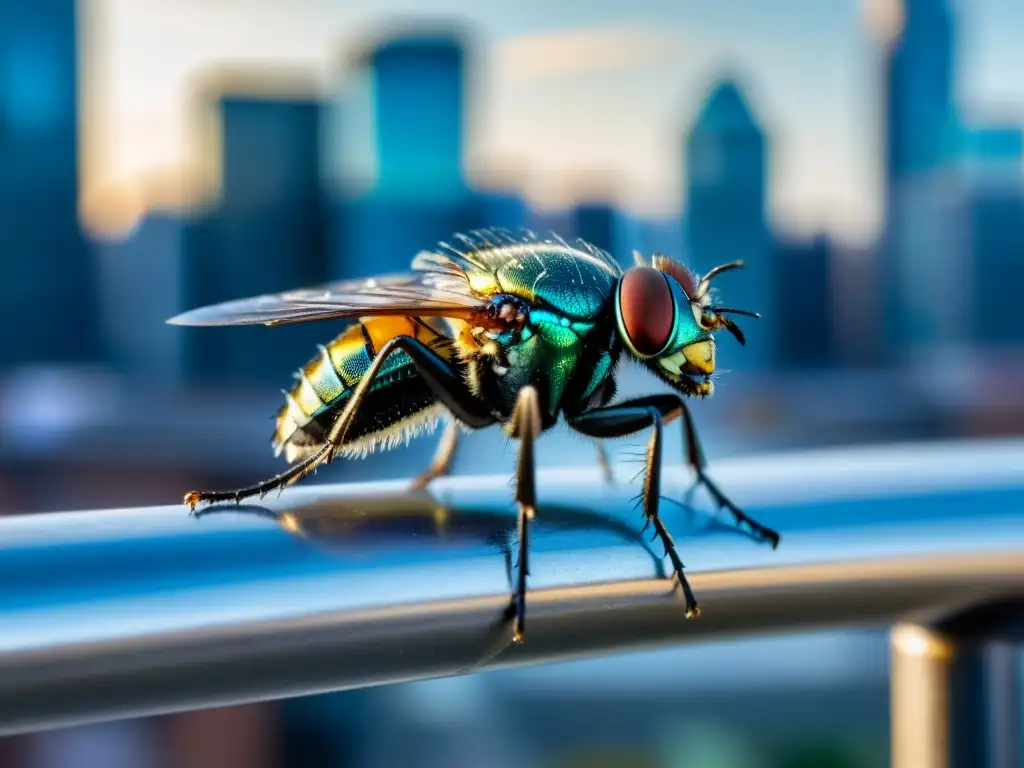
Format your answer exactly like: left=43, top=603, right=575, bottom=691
left=617, top=267, right=673, bottom=356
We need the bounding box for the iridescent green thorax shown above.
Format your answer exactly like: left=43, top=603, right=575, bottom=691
left=506, top=311, right=601, bottom=415
left=473, top=248, right=621, bottom=419
left=482, top=246, right=621, bottom=319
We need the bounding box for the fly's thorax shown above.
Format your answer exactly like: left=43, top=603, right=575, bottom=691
left=449, top=242, right=620, bottom=389
left=484, top=246, right=620, bottom=316
left=448, top=243, right=623, bottom=423
left=465, top=298, right=616, bottom=426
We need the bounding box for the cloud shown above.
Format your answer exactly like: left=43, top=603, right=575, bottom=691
left=493, top=25, right=680, bottom=82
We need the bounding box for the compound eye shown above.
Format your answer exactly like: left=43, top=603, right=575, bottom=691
left=617, top=267, right=674, bottom=357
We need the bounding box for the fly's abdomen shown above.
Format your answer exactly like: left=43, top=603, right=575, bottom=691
left=273, top=316, right=455, bottom=462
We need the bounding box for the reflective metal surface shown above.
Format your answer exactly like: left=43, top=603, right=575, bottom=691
left=891, top=624, right=957, bottom=768
left=0, top=437, right=1022, bottom=737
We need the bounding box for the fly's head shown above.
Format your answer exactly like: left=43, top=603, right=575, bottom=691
left=613, top=252, right=759, bottom=398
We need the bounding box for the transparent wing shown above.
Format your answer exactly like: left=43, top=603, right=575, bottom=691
left=167, top=271, right=486, bottom=328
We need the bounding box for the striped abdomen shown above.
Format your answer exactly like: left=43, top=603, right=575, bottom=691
left=273, top=316, right=457, bottom=462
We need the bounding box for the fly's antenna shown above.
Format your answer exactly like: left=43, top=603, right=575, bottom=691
left=697, top=260, right=745, bottom=300
left=632, top=249, right=647, bottom=267
left=706, top=306, right=761, bottom=320
left=696, top=262, right=760, bottom=346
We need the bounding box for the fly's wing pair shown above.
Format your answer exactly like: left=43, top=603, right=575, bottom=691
left=165, top=232, right=511, bottom=328
left=167, top=269, right=486, bottom=328
left=166, top=229, right=621, bottom=328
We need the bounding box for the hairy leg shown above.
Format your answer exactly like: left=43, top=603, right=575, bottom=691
left=507, top=385, right=542, bottom=643
left=570, top=403, right=701, bottom=615
left=576, top=394, right=779, bottom=547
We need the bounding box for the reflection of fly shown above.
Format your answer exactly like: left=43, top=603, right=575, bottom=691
left=169, top=229, right=780, bottom=642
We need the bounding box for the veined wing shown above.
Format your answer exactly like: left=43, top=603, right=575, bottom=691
left=167, top=271, right=486, bottom=327
left=168, top=228, right=621, bottom=328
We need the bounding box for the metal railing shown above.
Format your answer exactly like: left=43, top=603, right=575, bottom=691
left=1, top=437, right=1023, bottom=767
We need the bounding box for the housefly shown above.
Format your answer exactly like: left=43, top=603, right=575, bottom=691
left=168, top=229, right=780, bottom=642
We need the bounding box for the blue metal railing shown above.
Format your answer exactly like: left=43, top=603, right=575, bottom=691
left=0, top=437, right=1022, bottom=768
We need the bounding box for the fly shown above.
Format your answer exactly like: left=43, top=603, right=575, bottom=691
left=168, top=228, right=780, bottom=643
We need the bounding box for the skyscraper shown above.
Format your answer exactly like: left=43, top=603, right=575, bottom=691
left=968, top=191, right=1024, bottom=349
left=338, top=194, right=481, bottom=278
left=773, top=235, right=834, bottom=368
left=0, top=0, right=98, bottom=367
left=963, top=126, right=1024, bottom=348
left=180, top=80, right=330, bottom=383
left=96, top=212, right=184, bottom=383
left=366, top=30, right=467, bottom=200
left=880, top=0, right=966, bottom=362
left=337, top=28, right=478, bottom=277
left=884, top=0, right=958, bottom=182
left=684, top=79, right=773, bottom=369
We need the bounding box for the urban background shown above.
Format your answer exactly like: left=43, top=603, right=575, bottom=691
left=0, top=0, right=1021, bottom=766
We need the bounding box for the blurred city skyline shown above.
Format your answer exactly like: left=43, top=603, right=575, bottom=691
left=80, top=0, right=1024, bottom=245
left=2, top=0, right=1023, bottom=517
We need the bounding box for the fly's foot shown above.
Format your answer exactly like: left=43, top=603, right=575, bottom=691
left=506, top=594, right=526, bottom=644
left=503, top=609, right=525, bottom=645
left=674, top=570, right=701, bottom=618
left=184, top=489, right=245, bottom=514
left=689, top=471, right=780, bottom=549
left=513, top=604, right=526, bottom=644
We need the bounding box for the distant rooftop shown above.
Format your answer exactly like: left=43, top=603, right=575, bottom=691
left=375, top=32, right=466, bottom=53
left=190, top=66, right=325, bottom=104
left=691, top=80, right=761, bottom=135
left=347, top=22, right=472, bottom=69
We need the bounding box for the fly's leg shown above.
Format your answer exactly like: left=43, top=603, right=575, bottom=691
left=665, top=392, right=779, bottom=548
left=570, top=404, right=700, bottom=616
left=183, top=444, right=332, bottom=512
left=595, top=441, right=615, bottom=484
left=410, top=418, right=460, bottom=490
left=183, top=337, right=495, bottom=512
left=582, top=394, right=779, bottom=548
left=508, top=385, right=541, bottom=643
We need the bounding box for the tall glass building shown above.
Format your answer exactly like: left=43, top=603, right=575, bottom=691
left=0, top=0, right=98, bottom=367
left=684, top=79, right=773, bottom=369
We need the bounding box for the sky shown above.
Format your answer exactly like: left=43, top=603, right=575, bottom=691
left=80, top=0, right=1024, bottom=246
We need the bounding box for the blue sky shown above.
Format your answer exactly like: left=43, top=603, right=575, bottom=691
left=81, top=0, right=1024, bottom=245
